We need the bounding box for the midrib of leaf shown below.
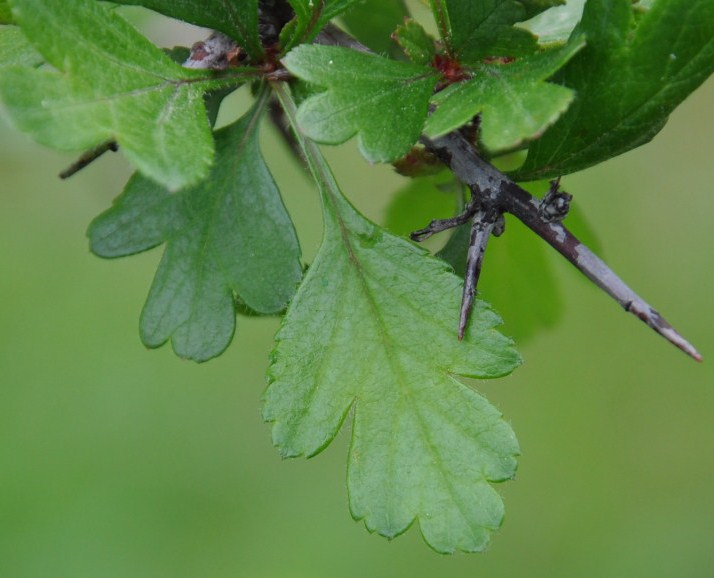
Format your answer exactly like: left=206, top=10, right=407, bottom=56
left=37, top=71, right=252, bottom=113
left=273, top=81, right=501, bottom=530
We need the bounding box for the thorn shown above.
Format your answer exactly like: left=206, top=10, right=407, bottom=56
left=628, top=301, right=703, bottom=362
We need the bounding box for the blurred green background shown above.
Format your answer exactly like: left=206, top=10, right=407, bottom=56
left=2, top=12, right=714, bottom=578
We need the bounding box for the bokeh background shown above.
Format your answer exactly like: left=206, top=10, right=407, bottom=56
left=1, top=8, right=713, bottom=578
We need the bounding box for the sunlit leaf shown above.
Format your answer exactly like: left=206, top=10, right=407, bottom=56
left=425, top=35, right=584, bottom=153
left=283, top=44, right=439, bottom=162
left=0, top=0, right=250, bottom=190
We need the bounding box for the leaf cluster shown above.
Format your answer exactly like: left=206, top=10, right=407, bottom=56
left=0, top=0, right=712, bottom=554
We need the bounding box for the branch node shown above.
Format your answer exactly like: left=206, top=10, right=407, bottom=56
left=538, top=177, right=572, bottom=223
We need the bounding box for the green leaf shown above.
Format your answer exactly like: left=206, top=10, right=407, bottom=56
left=518, top=0, right=584, bottom=45
left=266, top=83, right=521, bottom=553
left=0, top=0, right=250, bottom=191
left=283, top=44, right=439, bottom=162
left=424, top=35, right=585, bottom=153
left=0, top=26, right=41, bottom=67
left=282, top=0, right=361, bottom=50
left=110, top=0, right=262, bottom=58
left=288, top=0, right=362, bottom=23
left=340, top=0, right=409, bottom=55
left=431, top=0, right=538, bottom=61
left=88, top=99, right=302, bottom=362
left=520, top=0, right=565, bottom=18
left=517, top=0, right=714, bottom=180
left=394, top=19, right=436, bottom=66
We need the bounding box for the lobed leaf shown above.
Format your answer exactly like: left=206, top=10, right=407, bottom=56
left=264, top=91, right=522, bottom=551
left=110, top=0, right=263, bottom=58
left=88, top=100, right=302, bottom=362
left=0, top=0, right=248, bottom=191
left=283, top=44, right=439, bottom=162
left=424, top=35, right=585, bottom=153
left=516, top=0, right=714, bottom=180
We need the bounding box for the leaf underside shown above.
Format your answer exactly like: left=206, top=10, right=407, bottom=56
left=89, top=101, right=302, bottom=362
left=0, top=25, right=41, bottom=67
left=264, top=132, right=521, bottom=552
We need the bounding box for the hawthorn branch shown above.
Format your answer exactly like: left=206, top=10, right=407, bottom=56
left=176, top=11, right=701, bottom=361
left=420, top=130, right=702, bottom=361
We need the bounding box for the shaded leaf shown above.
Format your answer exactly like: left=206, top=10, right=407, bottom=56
left=430, top=0, right=538, bottom=61
left=425, top=35, right=585, bottom=153
left=111, top=0, right=263, bottom=58
left=517, top=0, right=714, bottom=180
left=520, top=0, right=565, bottom=19
left=0, top=0, right=249, bottom=191
left=283, top=44, right=439, bottom=162
left=282, top=0, right=362, bottom=50
left=265, top=90, right=521, bottom=552
left=88, top=101, right=302, bottom=362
